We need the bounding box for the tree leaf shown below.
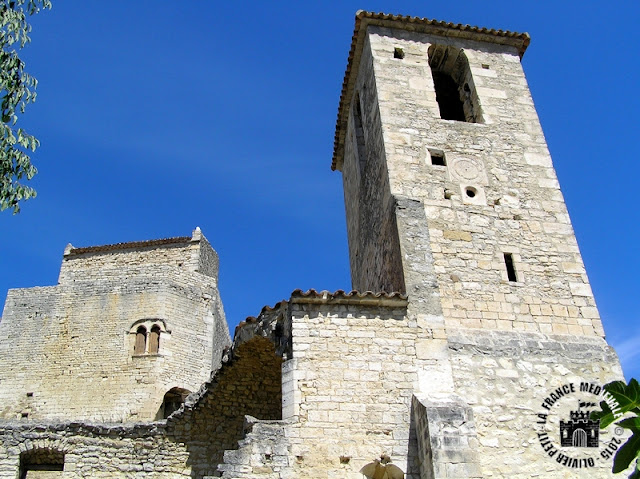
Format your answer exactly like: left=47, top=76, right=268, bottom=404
left=618, top=417, right=640, bottom=432
left=0, top=0, right=49, bottom=213
left=613, top=432, right=640, bottom=474
left=592, top=400, right=617, bottom=429
left=605, top=379, right=640, bottom=414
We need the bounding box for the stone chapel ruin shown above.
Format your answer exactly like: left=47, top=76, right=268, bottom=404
left=0, top=11, right=625, bottom=479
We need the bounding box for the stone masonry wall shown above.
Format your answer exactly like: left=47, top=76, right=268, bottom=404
left=283, top=300, right=421, bottom=478
left=364, top=26, right=604, bottom=337
left=58, top=230, right=218, bottom=285
left=0, top=422, right=190, bottom=478
left=167, top=336, right=282, bottom=478
left=0, top=233, right=230, bottom=423
left=342, top=36, right=405, bottom=294
left=447, top=329, right=624, bottom=477
left=0, top=335, right=282, bottom=479
left=337, top=20, right=626, bottom=478
left=218, top=417, right=291, bottom=478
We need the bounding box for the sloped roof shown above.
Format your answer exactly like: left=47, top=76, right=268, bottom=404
left=64, top=236, right=192, bottom=256
left=290, top=288, right=407, bottom=306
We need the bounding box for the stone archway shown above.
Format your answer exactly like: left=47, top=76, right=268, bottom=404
left=19, top=448, right=65, bottom=479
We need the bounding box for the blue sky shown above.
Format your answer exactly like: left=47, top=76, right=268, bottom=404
left=0, top=1, right=638, bottom=380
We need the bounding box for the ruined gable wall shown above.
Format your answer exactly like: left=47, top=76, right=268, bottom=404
left=168, top=336, right=282, bottom=478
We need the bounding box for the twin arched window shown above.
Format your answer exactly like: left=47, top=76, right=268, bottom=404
left=133, top=323, right=163, bottom=355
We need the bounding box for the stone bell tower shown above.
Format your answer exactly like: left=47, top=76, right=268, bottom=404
left=333, top=11, right=624, bottom=478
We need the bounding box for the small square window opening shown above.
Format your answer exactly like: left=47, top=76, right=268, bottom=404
left=430, top=151, right=446, bottom=166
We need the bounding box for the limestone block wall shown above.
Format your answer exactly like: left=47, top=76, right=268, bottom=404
left=282, top=296, right=421, bottom=478
left=218, top=417, right=291, bottom=479
left=0, top=232, right=230, bottom=423
left=58, top=228, right=218, bottom=285
left=342, top=38, right=404, bottom=294
left=343, top=25, right=604, bottom=337
left=412, top=394, right=481, bottom=479
left=447, top=329, right=623, bottom=477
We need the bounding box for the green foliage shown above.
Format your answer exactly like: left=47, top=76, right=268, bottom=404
left=0, top=0, right=50, bottom=213
left=592, top=378, right=640, bottom=478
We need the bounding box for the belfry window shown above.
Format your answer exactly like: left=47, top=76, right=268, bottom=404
left=428, top=44, right=483, bottom=123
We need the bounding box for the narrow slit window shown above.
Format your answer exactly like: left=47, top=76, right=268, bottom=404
left=504, top=253, right=517, bottom=282
left=353, top=92, right=367, bottom=175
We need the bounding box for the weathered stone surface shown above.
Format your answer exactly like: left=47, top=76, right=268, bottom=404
left=0, top=228, right=230, bottom=423
left=0, top=11, right=627, bottom=479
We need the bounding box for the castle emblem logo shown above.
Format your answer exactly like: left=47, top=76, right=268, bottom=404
left=559, top=404, right=599, bottom=448
left=536, top=381, right=623, bottom=469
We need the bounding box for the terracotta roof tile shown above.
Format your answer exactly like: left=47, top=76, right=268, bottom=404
left=65, top=236, right=193, bottom=256
left=290, top=288, right=408, bottom=305
left=234, top=289, right=408, bottom=336
left=331, top=11, right=531, bottom=171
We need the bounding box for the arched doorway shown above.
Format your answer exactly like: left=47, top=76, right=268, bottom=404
left=19, top=448, right=64, bottom=478
left=160, top=387, right=191, bottom=419
left=572, top=428, right=587, bottom=447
